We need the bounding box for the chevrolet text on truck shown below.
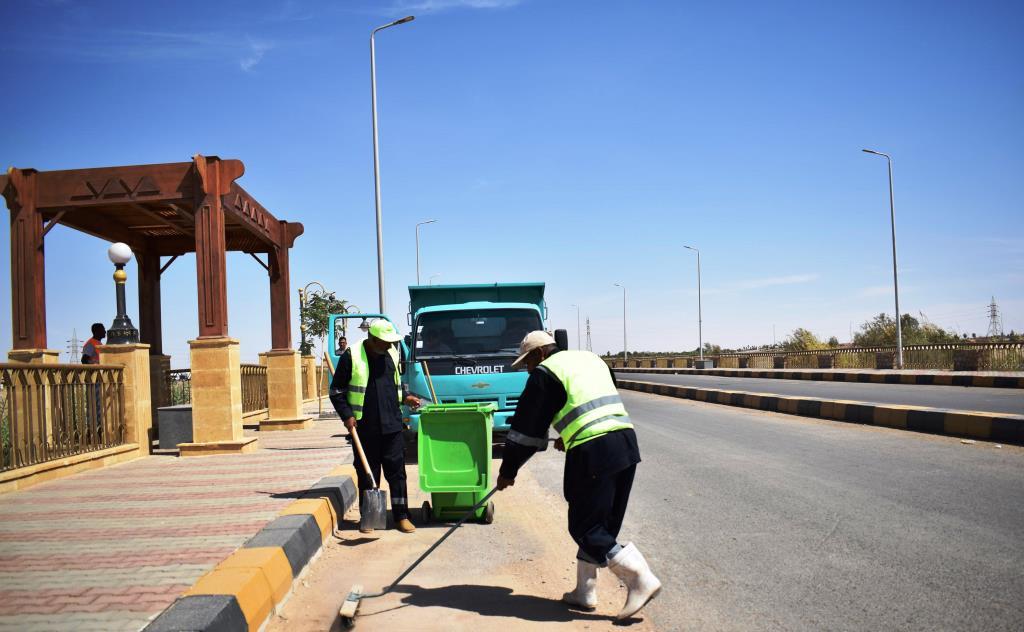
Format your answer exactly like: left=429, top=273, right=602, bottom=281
left=326, top=282, right=568, bottom=436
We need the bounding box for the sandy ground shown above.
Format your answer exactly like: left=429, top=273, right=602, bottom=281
left=265, top=462, right=659, bottom=632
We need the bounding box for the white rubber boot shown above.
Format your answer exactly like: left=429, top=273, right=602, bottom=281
left=561, top=559, right=598, bottom=611
left=608, top=543, right=662, bottom=619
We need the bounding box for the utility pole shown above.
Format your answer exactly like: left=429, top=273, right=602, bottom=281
left=585, top=317, right=592, bottom=352
left=571, top=304, right=581, bottom=349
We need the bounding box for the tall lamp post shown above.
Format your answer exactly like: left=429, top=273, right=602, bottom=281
left=613, top=284, right=627, bottom=364
left=429, top=273, right=441, bottom=286
left=571, top=304, right=581, bottom=349
left=683, top=245, right=703, bottom=362
left=415, top=218, right=437, bottom=285
left=370, top=15, right=415, bottom=314
left=862, top=148, right=904, bottom=369
left=106, top=242, right=139, bottom=344
left=298, top=281, right=331, bottom=355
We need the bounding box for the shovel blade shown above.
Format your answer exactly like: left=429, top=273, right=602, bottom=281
left=360, top=489, right=388, bottom=531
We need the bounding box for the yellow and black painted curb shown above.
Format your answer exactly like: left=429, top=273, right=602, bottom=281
left=143, top=464, right=359, bottom=632
left=613, top=367, right=1024, bottom=389
left=618, top=379, right=1024, bottom=445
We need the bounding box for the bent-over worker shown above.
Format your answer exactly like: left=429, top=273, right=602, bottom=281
left=330, top=320, right=421, bottom=534
left=496, top=331, right=661, bottom=620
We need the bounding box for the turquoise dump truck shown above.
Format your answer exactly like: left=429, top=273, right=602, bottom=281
left=325, top=282, right=566, bottom=436
left=403, top=282, right=567, bottom=435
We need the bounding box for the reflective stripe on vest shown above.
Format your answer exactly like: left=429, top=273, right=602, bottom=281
left=347, top=340, right=401, bottom=421
left=541, top=350, right=633, bottom=451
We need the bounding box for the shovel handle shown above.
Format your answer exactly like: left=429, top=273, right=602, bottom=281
left=421, top=360, right=438, bottom=404
left=349, top=426, right=378, bottom=489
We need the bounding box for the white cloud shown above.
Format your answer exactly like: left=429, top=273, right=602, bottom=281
left=240, top=37, right=274, bottom=72
left=388, top=0, right=522, bottom=11
left=700, top=273, right=820, bottom=295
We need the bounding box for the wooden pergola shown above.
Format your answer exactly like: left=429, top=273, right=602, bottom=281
left=2, top=154, right=304, bottom=356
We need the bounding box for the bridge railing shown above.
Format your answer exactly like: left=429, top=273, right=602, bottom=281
left=606, top=342, right=1024, bottom=371
left=1, top=363, right=126, bottom=472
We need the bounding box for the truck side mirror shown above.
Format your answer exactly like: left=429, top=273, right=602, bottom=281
left=554, top=329, right=569, bottom=351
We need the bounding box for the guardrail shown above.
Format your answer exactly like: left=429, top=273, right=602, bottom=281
left=167, top=369, right=192, bottom=405
left=240, top=364, right=268, bottom=414
left=605, top=342, right=1024, bottom=371
left=1, top=363, right=126, bottom=472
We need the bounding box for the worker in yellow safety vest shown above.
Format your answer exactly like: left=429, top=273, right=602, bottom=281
left=330, top=320, right=421, bottom=534
left=496, top=331, right=661, bottom=620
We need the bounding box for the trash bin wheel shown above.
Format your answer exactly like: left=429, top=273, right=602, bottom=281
left=482, top=501, right=495, bottom=524
left=421, top=500, right=432, bottom=524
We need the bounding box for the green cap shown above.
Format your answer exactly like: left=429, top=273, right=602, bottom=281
left=368, top=319, right=402, bottom=343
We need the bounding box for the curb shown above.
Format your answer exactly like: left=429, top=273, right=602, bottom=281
left=618, top=379, right=1024, bottom=445
left=144, top=464, right=358, bottom=632
left=613, top=367, right=1024, bottom=389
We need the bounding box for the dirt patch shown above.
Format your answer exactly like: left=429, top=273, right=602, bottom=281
left=266, top=464, right=659, bottom=631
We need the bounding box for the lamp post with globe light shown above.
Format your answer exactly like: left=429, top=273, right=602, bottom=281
left=106, top=242, right=139, bottom=344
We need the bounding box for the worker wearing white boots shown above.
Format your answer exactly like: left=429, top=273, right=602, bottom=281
left=496, top=331, right=662, bottom=620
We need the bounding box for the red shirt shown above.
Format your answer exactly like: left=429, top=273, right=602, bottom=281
left=82, top=338, right=102, bottom=364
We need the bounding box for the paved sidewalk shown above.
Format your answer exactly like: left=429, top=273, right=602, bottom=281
left=0, top=402, right=351, bottom=632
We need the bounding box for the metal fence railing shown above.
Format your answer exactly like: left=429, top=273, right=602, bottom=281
left=1, top=363, right=126, bottom=472
left=606, top=342, right=1024, bottom=371
left=240, top=364, right=268, bottom=413
left=167, top=369, right=192, bottom=405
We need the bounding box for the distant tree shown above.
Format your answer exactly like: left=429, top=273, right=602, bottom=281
left=784, top=328, right=825, bottom=351
left=299, top=292, right=349, bottom=355
left=853, top=313, right=957, bottom=346
left=701, top=342, right=722, bottom=355
left=827, top=336, right=840, bottom=347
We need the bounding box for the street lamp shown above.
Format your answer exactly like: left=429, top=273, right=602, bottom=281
left=862, top=148, right=904, bottom=369
left=613, top=284, right=627, bottom=363
left=370, top=14, right=415, bottom=313
left=415, top=218, right=437, bottom=285
left=298, top=281, right=331, bottom=355
left=429, top=273, right=441, bottom=286
left=683, top=245, right=703, bottom=362
left=106, top=242, right=139, bottom=344
left=570, top=304, right=581, bottom=349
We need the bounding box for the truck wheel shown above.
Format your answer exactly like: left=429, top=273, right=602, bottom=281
left=421, top=501, right=432, bottom=524
left=482, top=501, right=495, bottom=525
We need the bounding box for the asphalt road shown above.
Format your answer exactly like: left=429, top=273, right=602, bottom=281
left=622, top=372, right=1024, bottom=415
left=528, top=391, right=1024, bottom=631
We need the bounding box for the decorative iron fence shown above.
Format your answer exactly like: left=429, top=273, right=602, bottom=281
left=608, top=342, right=1024, bottom=371
left=1, top=364, right=126, bottom=472
left=241, top=364, right=268, bottom=413
left=167, top=369, right=192, bottom=405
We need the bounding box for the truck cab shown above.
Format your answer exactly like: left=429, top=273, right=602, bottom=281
left=403, top=283, right=550, bottom=434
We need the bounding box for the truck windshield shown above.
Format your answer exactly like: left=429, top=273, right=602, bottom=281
left=414, top=309, right=542, bottom=359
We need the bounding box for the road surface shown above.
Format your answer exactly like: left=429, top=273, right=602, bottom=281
left=622, top=372, right=1024, bottom=415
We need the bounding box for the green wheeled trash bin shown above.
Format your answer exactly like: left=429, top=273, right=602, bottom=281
left=417, top=402, right=496, bottom=524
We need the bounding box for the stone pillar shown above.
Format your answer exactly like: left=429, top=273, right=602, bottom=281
left=302, top=355, right=317, bottom=401
left=261, top=349, right=312, bottom=431
left=6, top=349, right=60, bottom=453
left=258, top=352, right=268, bottom=367
left=180, top=337, right=256, bottom=456
left=101, top=344, right=153, bottom=457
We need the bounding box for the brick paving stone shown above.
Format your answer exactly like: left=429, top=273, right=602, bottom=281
left=0, top=406, right=349, bottom=631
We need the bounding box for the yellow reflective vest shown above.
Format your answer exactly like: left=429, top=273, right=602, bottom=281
left=541, top=350, right=633, bottom=451
left=347, top=340, right=401, bottom=421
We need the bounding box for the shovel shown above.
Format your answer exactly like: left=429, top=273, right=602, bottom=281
left=350, top=425, right=388, bottom=531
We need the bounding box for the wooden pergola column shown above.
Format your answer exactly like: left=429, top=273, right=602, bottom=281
left=181, top=156, right=255, bottom=456
left=4, top=168, right=50, bottom=353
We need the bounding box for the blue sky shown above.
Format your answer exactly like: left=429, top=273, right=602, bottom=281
left=2, top=0, right=1022, bottom=364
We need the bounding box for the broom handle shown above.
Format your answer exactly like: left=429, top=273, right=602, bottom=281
left=422, top=360, right=438, bottom=403
left=349, top=426, right=378, bottom=489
